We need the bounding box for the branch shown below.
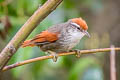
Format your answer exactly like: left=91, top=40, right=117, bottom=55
left=0, top=0, right=63, bottom=71
left=2, top=47, right=120, bottom=72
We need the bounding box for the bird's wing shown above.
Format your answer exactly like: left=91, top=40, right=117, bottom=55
left=32, top=30, right=59, bottom=43
left=22, top=30, right=59, bottom=47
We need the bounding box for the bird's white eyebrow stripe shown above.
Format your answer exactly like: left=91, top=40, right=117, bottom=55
left=71, top=22, right=80, bottom=28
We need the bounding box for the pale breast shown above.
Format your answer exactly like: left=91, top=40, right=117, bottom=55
left=58, top=29, right=85, bottom=50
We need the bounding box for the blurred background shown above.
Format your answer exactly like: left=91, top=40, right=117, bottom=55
left=0, top=0, right=120, bottom=80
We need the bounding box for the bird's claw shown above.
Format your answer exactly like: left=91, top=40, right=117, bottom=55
left=51, top=53, right=58, bottom=62
left=69, top=49, right=81, bottom=58
left=75, top=49, right=81, bottom=58
left=48, top=51, right=58, bottom=62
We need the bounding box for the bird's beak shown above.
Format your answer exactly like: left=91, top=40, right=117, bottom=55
left=84, top=31, right=90, bottom=38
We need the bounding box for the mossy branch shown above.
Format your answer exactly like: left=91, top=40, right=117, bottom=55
left=2, top=47, right=120, bottom=72
left=0, top=0, right=63, bottom=71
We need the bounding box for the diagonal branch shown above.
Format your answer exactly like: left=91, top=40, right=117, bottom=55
left=2, top=47, right=120, bottom=72
left=0, top=0, right=63, bottom=71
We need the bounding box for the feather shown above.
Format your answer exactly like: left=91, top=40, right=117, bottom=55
left=22, top=30, right=59, bottom=47
left=72, top=18, right=88, bottom=30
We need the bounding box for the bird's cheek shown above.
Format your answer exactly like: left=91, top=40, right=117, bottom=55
left=78, top=32, right=85, bottom=38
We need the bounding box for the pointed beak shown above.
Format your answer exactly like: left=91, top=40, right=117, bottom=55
left=84, top=31, right=90, bottom=38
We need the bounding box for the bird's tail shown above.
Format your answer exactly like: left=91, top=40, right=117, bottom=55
left=21, top=40, right=35, bottom=47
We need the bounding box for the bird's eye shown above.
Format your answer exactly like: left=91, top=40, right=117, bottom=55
left=71, top=23, right=81, bottom=30
left=77, top=27, right=80, bottom=30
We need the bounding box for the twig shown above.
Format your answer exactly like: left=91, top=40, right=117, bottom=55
left=2, top=47, right=120, bottom=72
left=110, top=45, right=116, bottom=80
left=0, top=0, right=63, bottom=71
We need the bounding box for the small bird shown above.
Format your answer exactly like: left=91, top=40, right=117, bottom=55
left=22, top=17, right=90, bottom=62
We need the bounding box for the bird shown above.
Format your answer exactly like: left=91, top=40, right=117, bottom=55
left=22, top=17, right=90, bottom=62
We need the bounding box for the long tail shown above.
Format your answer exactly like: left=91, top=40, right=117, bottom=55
left=21, top=40, right=35, bottom=47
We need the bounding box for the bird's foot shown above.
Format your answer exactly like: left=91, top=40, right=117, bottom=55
left=69, top=49, right=81, bottom=58
left=47, top=51, right=58, bottom=62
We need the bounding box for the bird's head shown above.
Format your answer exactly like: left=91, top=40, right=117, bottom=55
left=70, top=17, right=90, bottom=38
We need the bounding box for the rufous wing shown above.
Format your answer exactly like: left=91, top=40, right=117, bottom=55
left=22, top=30, right=59, bottom=47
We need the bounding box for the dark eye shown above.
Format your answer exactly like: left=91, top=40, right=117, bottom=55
left=71, top=23, right=81, bottom=30
left=77, top=27, right=80, bottom=30
left=77, top=27, right=84, bottom=32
